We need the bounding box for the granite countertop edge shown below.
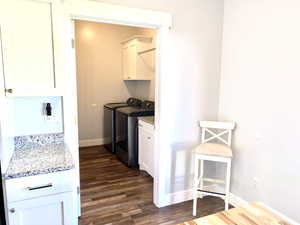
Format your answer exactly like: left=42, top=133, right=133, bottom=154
left=3, top=143, right=75, bottom=180
left=3, top=165, right=75, bottom=180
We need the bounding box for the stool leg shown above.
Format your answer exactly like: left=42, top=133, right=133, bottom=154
left=193, top=157, right=199, bottom=216
left=199, top=160, right=204, bottom=198
left=225, top=159, right=232, bottom=210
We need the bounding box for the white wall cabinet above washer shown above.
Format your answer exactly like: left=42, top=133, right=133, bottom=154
left=0, top=0, right=59, bottom=97
left=122, top=36, right=155, bottom=81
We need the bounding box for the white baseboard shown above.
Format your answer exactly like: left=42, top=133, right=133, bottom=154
left=163, top=189, right=299, bottom=224
left=228, top=193, right=248, bottom=207
left=259, top=203, right=300, bottom=225
left=164, top=189, right=193, bottom=206
left=228, top=193, right=299, bottom=225
left=163, top=185, right=217, bottom=206
left=79, top=138, right=110, bottom=147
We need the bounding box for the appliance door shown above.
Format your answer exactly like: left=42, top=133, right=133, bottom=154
left=103, top=106, right=113, bottom=153
left=127, top=117, right=139, bottom=168
left=115, top=112, right=129, bottom=164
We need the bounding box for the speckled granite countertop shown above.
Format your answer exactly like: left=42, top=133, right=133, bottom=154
left=4, top=143, right=74, bottom=180
left=138, top=116, right=155, bottom=126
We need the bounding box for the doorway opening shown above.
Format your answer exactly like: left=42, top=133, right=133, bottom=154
left=73, top=19, right=158, bottom=222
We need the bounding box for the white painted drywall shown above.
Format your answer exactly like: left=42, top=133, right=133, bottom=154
left=75, top=21, right=155, bottom=142
left=92, top=0, right=224, bottom=196
left=11, top=97, right=63, bottom=136
left=219, top=0, right=300, bottom=221
left=0, top=96, right=63, bottom=171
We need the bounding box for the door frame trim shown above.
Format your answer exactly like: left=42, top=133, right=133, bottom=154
left=60, top=0, right=172, bottom=208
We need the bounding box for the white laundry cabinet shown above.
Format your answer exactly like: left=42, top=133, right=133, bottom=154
left=122, top=36, right=154, bottom=81
left=138, top=118, right=155, bottom=177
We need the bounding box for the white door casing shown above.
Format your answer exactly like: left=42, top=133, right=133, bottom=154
left=61, top=0, right=172, bottom=208
left=0, top=0, right=172, bottom=215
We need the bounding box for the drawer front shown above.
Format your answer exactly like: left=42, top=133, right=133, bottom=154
left=5, top=170, right=75, bottom=203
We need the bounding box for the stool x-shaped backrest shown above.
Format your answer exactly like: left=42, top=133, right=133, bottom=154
left=199, top=121, right=236, bottom=146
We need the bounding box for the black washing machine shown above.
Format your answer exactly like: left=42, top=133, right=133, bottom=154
left=103, top=98, right=141, bottom=153
left=115, top=101, right=155, bottom=167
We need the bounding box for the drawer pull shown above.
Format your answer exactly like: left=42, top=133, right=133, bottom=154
left=27, top=183, right=53, bottom=191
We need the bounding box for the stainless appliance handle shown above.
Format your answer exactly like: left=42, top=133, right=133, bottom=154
left=27, top=183, right=53, bottom=191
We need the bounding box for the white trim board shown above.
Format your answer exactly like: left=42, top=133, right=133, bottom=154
left=64, top=0, right=172, bottom=28
left=163, top=189, right=193, bottom=207
left=79, top=138, right=109, bottom=147
left=163, top=185, right=217, bottom=207
left=229, top=193, right=300, bottom=225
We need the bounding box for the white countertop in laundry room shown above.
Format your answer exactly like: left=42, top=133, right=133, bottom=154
left=138, top=116, right=155, bottom=126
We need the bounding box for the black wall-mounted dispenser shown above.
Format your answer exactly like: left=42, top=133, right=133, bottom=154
left=46, top=103, right=52, bottom=116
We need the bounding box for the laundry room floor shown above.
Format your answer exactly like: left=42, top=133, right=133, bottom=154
left=79, top=146, right=226, bottom=225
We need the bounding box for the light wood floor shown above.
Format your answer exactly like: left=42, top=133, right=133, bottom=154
left=79, top=146, right=225, bottom=225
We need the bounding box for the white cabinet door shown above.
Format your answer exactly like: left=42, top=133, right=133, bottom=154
left=0, top=0, right=55, bottom=96
left=123, top=42, right=137, bottom=80
left=122, top=45, right=129, bottom=80
left=8, top=192, right=75, bottom=225
left=122, top=37, right=154, bottom=80
left=139, top=124, right=154, bottom=177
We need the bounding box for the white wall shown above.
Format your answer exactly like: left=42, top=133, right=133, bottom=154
left=75, top=20, right=155, bottom=142
left=0, top=96, right=63, bottom=171
left=219, top=0, right=300, bottom=221
left=11, top=97, right=63, bottom=136
left=91, top=0, right=224, bottom=197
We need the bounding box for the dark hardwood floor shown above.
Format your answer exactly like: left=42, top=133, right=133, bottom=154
left=79, top=146, right=225, bottom=225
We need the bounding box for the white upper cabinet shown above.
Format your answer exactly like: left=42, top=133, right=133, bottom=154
left=0, top=0, right=57, bottom=96
left=122, top=36, right=155, bottom=80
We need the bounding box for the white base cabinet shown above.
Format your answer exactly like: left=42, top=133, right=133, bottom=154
left=138, top=120, right=155, bottom=177
left=8, top=192, right=74, bottom=225
left=5, top=171, right=77, bottom=225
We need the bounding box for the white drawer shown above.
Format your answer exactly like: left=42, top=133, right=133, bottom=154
left=5, top=170, right=75, bottom=203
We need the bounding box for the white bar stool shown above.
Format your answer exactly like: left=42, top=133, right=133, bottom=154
left=193, top=121, right=236, bottom=216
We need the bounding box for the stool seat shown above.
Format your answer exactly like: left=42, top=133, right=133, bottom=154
left=195, top=143, right=232, bottom=158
